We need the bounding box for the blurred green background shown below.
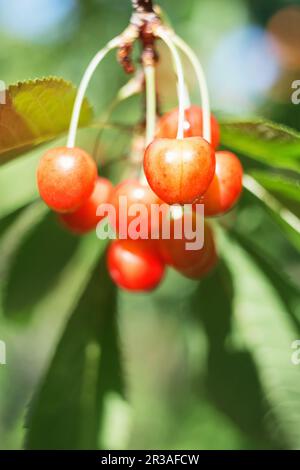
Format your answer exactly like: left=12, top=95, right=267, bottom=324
left=0, top=0, right=300, bottom=450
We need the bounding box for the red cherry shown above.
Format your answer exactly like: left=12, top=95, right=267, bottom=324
left=109, top=179, right=163, bottom=238
left=144, top=137, right=215, bottom=205
left=156, top=105, right=220, bottom=149
left=200, top=151, right=243, bottom=216
left=37, top=146, right=97, bottom=213
left=159, top=212, right=217, bottom=279
left=107, top=239, right=165, bottom=291
left=59, top=177, right=113, bottom=234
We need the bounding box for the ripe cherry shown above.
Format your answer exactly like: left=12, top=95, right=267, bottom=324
left=59, top=177, right=113, bottom=234
left=107, top=239, right=165, bottom=292
left=200, top=151, right=243, bottom=216
left=37, top=146, right=97, bottom=213
left=144, top=137, right=215, bottom=205
left=156, top=105, right=220, bottom=150
left=109, top=179, right=162, bottom=238
left=159, top=212, right=217, bottom=279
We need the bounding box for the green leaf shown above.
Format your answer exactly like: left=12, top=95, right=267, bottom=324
left=220, top=119, right=300, bottom=172
left=265, top=208, right=300, bottom=252
left=0, top=211, right=81, bottom=320
left=0, top=151, right=39, bottom=220
left=0, top=78, right=93, bottom=163
left=118, top=269, right=264, bottom=449
left=117, top=270, right=201, bottom=449
left=25, top=253, right=124, bottom=450
left=0, top=232, right=104, bottom=452
left=243, top=175, right=300, bottom=252
left=220, top=230, right=300, bottom=449
left=172, top=399, right=262, bottom=450
left=190, top=264, right=276, bottom=448
left=251, top=170, right=300, bottom=217
left=231, top=230, right=300, bottom=332
left=0, top=202, right=48, bottom=315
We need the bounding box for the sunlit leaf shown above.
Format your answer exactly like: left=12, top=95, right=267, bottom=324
left=0, top=78, right=93, bottom=163
left=221, top=120, right=300, bottom=172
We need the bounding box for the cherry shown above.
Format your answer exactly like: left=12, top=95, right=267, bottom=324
left=59, top=177, right=113, bottom=234
left=159, top=212, right=217, bottom=279
left=107, top=239, right=165, bottom=291
left=156, top=105, right=220, bottom=150
left=37, top=146, right=97, bottom=213
left=200, top=151, right=243, bottom=216
left=109, top=179, right=162, bottom=238
left=180, top=224, right=217, bottom=279
left=144, top=137, right=215, bottom=205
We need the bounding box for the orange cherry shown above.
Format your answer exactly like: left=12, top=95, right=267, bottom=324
left=109, top=179, right=163, bottom=238
left=144, top=137, right=215, bottom=205
left=59, top=177, right=113, bottom=234
left=107, top=239, right=165, bottom=291
left=159, top=211, right=217, bottom=279
left=156, top=105, right=220, bottom=149
left=201, top=151, right=243, bottom=216
left=37, top=146, right=97, bottom=213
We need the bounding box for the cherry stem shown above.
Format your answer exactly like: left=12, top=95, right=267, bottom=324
left=171, top=33, right=212, bottom=144
left=183, top=83, right=191, bottom=110
left=67, top=36, right=121, bottom=148
left=243, top=175, right=300, bottom=234
left=131, top=0, right=154, bottom=13
left=144, top=65, right=156, bottom=146
left=156, top=27, right=186, bottom=140
left=139, top=64, right=156, bottom=184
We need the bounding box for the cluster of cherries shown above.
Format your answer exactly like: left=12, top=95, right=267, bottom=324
left=37, top=105, right=243, bottom=292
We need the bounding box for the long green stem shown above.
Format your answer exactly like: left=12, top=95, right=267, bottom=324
left=67, top=36, right=121, bottom=148
left=171, top=33, right=211, bottom=144
left=156, top=27, right=186, bottom=140
left=139, top=65, right=157, bottom=184
left=144, top=65, right=156, bottom=146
